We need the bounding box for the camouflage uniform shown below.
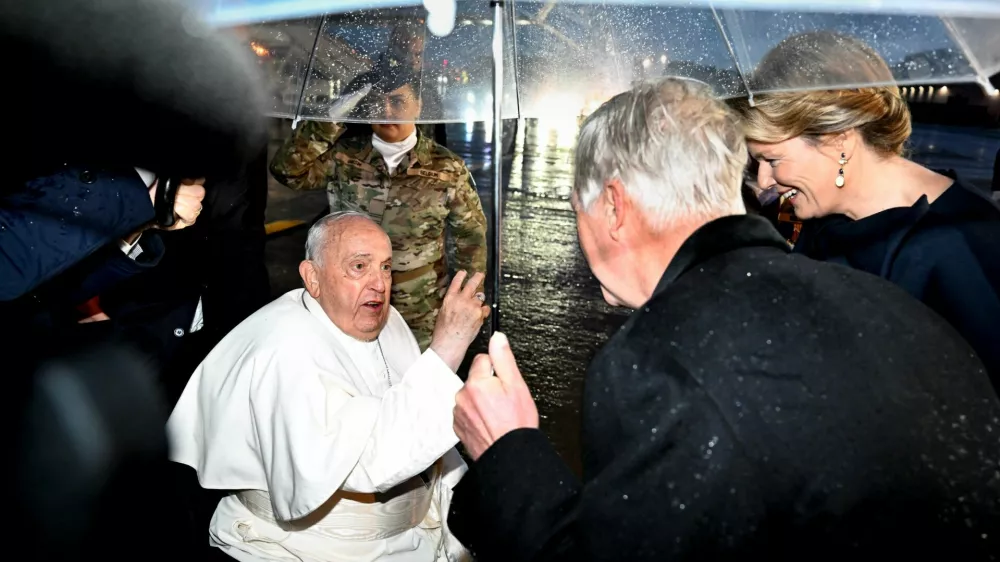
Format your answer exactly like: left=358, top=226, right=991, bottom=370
left=270, top=121, right=487, bottom=350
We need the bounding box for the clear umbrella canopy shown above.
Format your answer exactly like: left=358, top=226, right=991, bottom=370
left=203, top=0, right=1000, bottom=123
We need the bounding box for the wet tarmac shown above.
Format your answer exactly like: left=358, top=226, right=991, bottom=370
left=263, top=119, right=999, bottom=472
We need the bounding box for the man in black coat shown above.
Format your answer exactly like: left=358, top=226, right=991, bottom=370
left=447, top=78, right=1000, bottom=561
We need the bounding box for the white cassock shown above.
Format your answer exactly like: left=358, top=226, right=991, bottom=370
left=167, top=289, right=470, bottom=562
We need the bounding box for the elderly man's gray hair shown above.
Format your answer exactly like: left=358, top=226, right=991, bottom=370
left=573, top=77, right=746, bottom=227
left=304, top=210, right=374, bottom=264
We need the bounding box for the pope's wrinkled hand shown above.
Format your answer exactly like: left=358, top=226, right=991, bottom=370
left=454, top=331, right=539, bottom=461
left=429, top=270, right=490, bottom=372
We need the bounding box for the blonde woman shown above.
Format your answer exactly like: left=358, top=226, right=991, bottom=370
left=733, top=32, right=1000, bottom=393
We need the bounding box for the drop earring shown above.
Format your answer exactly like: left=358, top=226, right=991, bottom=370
left=836, top=153, right=847, bottom=188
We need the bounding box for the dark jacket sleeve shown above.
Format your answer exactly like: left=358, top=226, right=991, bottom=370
left=0, top=167, right=154, bottom=301
left=449, top=429, right=582, bottom=562
left=449, top=341, right=756, bottom=562
left=54, top=232, right=166, bottom=307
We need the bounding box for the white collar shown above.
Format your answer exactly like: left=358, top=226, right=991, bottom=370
left=371, top=131, right=418, bottom=173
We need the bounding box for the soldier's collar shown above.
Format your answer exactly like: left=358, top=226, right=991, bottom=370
left=358, top=143, right=376, bottom=164
left=410, top=130, right=435, bottom=168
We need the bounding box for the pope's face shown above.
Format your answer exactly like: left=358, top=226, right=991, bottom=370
left=302, top=218, right=393, bottom=341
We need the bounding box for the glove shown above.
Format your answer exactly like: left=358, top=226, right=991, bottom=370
left=328, top=83, right=373, bottom=121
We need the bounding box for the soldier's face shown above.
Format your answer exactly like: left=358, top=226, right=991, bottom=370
left=371, top=84, right=421, bottom=143
left=301, top=218, right=394, bottom=341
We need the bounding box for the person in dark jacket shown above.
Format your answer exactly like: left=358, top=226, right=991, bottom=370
left=733, top=32, right=1000, bottom=393
left=81, top=148, right=270, bottom=405
left=446, top=78, right=1000, bottom=562
left=4, top=1, right=265, bottom=559
left=1, top=165, right=205, bottom=333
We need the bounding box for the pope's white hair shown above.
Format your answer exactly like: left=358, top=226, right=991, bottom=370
left=304, top=210, right=375, bottom=265
left=573, top=77, right=746, bottom=228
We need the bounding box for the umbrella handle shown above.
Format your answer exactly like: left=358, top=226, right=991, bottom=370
left=153, top=176, right=181, bottom=228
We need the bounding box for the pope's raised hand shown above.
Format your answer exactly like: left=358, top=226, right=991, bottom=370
left=429, top=270, right=490, bottom=372
left=454, top=332, right=539, bottom=461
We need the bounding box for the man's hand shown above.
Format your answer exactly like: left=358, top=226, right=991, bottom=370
left=454, top=332, right=539, bottom=461
left=429, top=270, right=490, bottom=372
left=147, top=178, right=207, bottom=231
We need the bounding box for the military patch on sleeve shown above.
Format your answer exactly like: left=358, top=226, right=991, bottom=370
left=407, top=168, right=453, bottom=182
left=368, top=197, right=387, bottom=218
left=334, top=152, right=377, bottom=172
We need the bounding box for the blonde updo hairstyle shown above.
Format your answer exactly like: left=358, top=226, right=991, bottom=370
left=732, top=32, right=912, bottom=157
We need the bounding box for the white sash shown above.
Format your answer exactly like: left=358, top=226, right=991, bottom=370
left=236, top=468, right=438, bottom=542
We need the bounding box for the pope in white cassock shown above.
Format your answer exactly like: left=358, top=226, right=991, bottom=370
left=167, top=211, right=490, bottom=562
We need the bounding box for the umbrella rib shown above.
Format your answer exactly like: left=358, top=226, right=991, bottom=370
left=940, top=17, right=994, bottom=94
left=709, top=6, right=754, bottom=105
left=292, top=15, right=328, bottom=129
left=534, top=0, right=556, bottom=25
left=509, top=0, right=523, bottom=117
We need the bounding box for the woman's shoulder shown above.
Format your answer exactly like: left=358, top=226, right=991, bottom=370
left=925, top=179, right=1000, bottom=224
left=896, top=185, right=1000, bottom=265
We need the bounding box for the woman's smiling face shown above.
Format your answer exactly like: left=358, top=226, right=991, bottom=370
left=748, top=136, right=846, bottom=220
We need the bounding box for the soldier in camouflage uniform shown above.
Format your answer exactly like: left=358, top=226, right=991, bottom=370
left=270, top=67, right=487, bottom=351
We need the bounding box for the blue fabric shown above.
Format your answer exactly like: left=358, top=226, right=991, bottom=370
left=0, top=166, right=155, bottom=301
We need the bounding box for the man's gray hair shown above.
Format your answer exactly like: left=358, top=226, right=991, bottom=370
left=573, top=77, right=746, bottom=228
left=304, top=210, right=374, bottom=264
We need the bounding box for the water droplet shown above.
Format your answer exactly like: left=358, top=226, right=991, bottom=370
left=857, top=332, right=863, bottom=337
left=775, top=406, right=781, bottom=412
left=622, top=494, right=628, bottom=500
left=766, top=339, right=772, bottom=345
left=708, top=436, right=718, bottom=447
left=651, top=427, right=657, bottom=434
left=632, top=364, right=638, bottom=370
left=746, top=272, right=752, bottom=277
left=679, top=503, right=686, bottom=510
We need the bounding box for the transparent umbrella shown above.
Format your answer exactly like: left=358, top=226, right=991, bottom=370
left=203, top=0, right=1000, bottom=121
left=199, top=0, right=1000, bottom=331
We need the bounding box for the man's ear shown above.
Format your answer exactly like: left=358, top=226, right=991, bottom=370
left=604, top=179, right=628, bottom=242
left=299, top=260, right=321, bottom=298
